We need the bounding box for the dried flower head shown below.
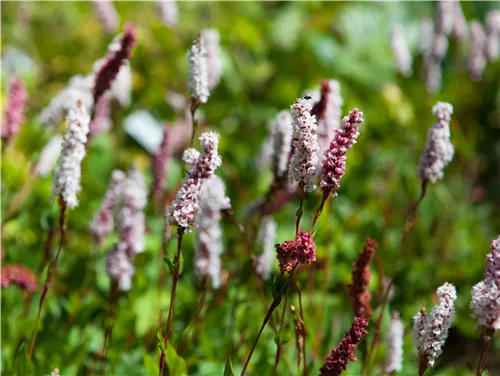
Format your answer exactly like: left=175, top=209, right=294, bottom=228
left=255, top=216, right=277, bottom=280
left=1, top=264, right=39, bottom=292
left=470, top=236, right=500, bottom=330
left=320, top=108, right=363, bottom=196
left=202, top=29, right=222, bottom=91
left=288, top=98, right=320, bottom=192
left=157, top=0, right=179, bottom=28
left=187, top=34, right=210, bottom=104
left=90, top=169, right=126, bottom=244
left=2, top=76, right=28, bottom=142
left=93, top=23, right=137, bottom=103
left=194, top=175, right=231, bottom=288
left=348, top=238, right=377, bottom=319
left=92, top=1, right=120, bottom=34
left=390, top=25, right=413, bottom=77
left=168, top=132, right=222, bottom=230
left=468, top=21, right=487, bottom=81
left=414, top=282, right=457, bottom=368
left=385, top=312, right=404, bottom=373
left=52, top=101, right=91, bottom=209
left=311, top=80, right=343, bottom=153
left=118, top=167, right=147, bottom=254
left=417, top=102, right=454, bottom=183
left=275, top=229, right=316, bottom=273
left=106, top=242, right=135, bottom=291
left=319, top=316, right=368, bottom=376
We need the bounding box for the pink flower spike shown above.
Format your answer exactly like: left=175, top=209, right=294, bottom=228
left=1, top=264, right=39, bottom=292
left=92, top=1, right=120, bottom=34
left=319, top=108, right=363, bottom=196
left=275, top=229, right=316, bottom=274
left=1, top=77, right=28, bottom=142
left=93, top=23, right=137, bottom=103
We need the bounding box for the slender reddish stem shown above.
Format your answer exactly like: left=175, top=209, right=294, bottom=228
left=29, top=199, right=67, bottom=359
left=476, top=327, right=495, bottom=376
left=275, top=267, right=296, bottom=370
left=311, top=190, right=329, bottom=230
left=159, top=227, right=184, bottom=376
left=189, top=98, right=200, bottom=147
left=295, top=187, right=306, bottom=234
left=100, top=280, right=118, bottom=376
left=296, top=282, right=307, bottom=376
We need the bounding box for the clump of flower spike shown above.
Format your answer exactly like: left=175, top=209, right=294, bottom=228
left=187, top=34, right=210, bottom=104
left=93, top=23, right=137, bottom=103
left=319, top=317, right=368, bottom=376
left=390, top=25, right=413, bottom=77
left=106, top=242, right=135, bottom=291
left=417, top=102, right=454, bottom=184
left=52, top=101, right=90, bottom=209
left=288, top=98, right=320, bottom=192
left=117, top=166, right=147, bottom=255
left=413, top=282, right=457, bottom=371
left=1, top=264, right=39, bottom=292
left=311, top=80, right=343, bottom=153
left=90, top=169, right=126, bottom=244
left=319, top=108, right=363, bottom=196
left=202, top=29, right=222, bottom=91
left=470, top=236, right=500, bottom=331
left=348, top=238, right=377, bottom=320
left=168, top=132, right=222, bottom=230
left=486, top=10, right=500, bottom=61
left=255, top=216, right=277, bottom=280
left=1, top=76, right=28, bottom=143
left=385, top=311, right=404, bottom=374
left=275, top=229, right=316, bottom=273
left=194, top=175, right=231, bottom=288
left=91, top=1, right=120, bottom=34
left=157, top=1, right=179, bottom=29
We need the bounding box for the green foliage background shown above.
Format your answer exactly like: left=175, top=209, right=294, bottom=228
left=1, top=1, right=499, bottom=375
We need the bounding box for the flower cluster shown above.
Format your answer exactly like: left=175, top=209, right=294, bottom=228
left=319, top=108, right=363, bottom=196
left=1, top=76, right=28, bottom=142
left=202, top=29, right=222, bottom=91
left=348, top=238, right=377, bottom=320
left=1, top=264, right=39, bottom=292
left=275, top=229, right=316, bottom=273
left=92, top=1, right=120, bottom=34
left=417, top=102, right=454, bottom=183
left=255, top=216, right=277, bottom=280
left=390, top=25, right=413, bottom=77
left=288, top=98, right=320, bottom=192
left=413, top=282, right=457, bottom=368
left=168, top=132, right=222, bottom=230
left=90, top=170, right=126, bottom=244
left=157, top=1, right=179, bottom=29
left=311, top=80, right=343, bottom=154
left=470, top=236, right=500, bottom=330
left=187, top=34, right=210, bottom=104
left=39, top=75, right=95, bottom=128
left=117, top=167, right=147, bottom=254
left=106, top=242, right=135, bottom=291
left=319, top=316, right=368, bottom=376
left=93, top=23, right=137, bottom=103
left=34, top=135, right=63, bottom=177
left=486, top=10, right=500, bottom=61
left=52, top=101, right=91, bottom=209
left=194, top=175, right=231, bottom=288
left=385, top=312, right=404, bottom=373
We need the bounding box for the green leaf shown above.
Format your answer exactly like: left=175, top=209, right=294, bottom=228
left=165, top=345, right=187, bottom=376
left=223, top=357, right=235, bottom=376
left=12, top=344, right=34, bottom=376
left=164, top=257, right=173, bottom=274
left=157, top=330, right=166, bottom=353
left=143, top=353, right=158, bottom=376
left=274, top=322, right=293, bottom=345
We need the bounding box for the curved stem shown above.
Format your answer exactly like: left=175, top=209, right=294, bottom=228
left=29, top=199, right=67, bottom=359
left=100, top=280, right=118, bottom=376
left=241, top=263, right=298, bottom=376
left=159, top=227, right=184, bottom=376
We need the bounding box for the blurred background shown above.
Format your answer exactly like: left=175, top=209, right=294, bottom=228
left=1, top=1, right=500, bottom=375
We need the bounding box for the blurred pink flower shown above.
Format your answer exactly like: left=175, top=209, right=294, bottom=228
left=1, top=76, right=28, bottom=142
left=1, top=264, right=39, bottom=292
left=92, top=1, right=120, bottom=34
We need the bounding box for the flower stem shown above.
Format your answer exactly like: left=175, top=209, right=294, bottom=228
left=99, top=280, right=118, bottom=376
left=311, top=190, right=329, bottom=231
left=29, top=198, right=67, bottom=359
left=159, top=227, right=184, bottom=376
left=296, top=282, right=307, bottom=376
left=189, top=98, right=200, bottom=147
left=241, top=263, right=298, bottom=376
left=295, top=186, right=306, bottom=234
left=476, top=327, right=495, bottom=376
left=275, top=267, right=296, bottom=370
left=365, top=180, right=428, bottom=371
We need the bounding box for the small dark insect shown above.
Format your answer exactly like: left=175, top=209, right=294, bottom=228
left=304, top=95, right=312, bottom=100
